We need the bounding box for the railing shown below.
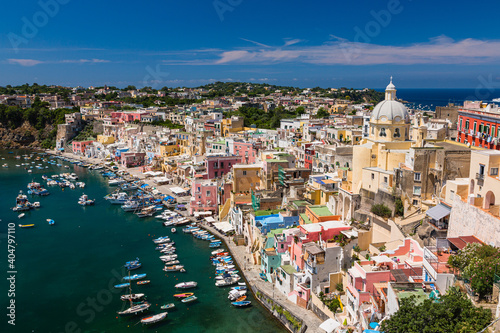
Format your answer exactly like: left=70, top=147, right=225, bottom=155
left=476, top=173, right=484, bottom=180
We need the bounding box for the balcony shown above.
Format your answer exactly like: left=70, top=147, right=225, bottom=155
left=476, top=173, right=484, bottom=186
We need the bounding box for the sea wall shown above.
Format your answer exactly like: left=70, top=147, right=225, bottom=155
left=253, top=285, right=307, bottom=333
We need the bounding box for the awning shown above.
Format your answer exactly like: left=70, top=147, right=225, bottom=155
left=426, top=203, right=451, bottom=220
left=170, top=186, right=187, bottom=194
left=213, top=221, right=234, bottom=233
left=319, top=319, right=341, bottom=333
left=205, top=216, right=216, bottom=223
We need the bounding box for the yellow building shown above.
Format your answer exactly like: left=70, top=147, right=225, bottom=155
left=352, top=78, right=415, bottom=194
left=96, top=135, right=115, bottom=145
left=160, top=142, right=181, bottom=157
left=221, top=116, right=244, bottom=137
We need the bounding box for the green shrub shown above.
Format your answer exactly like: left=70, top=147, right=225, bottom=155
left=371, top=204, right=392, bottom=218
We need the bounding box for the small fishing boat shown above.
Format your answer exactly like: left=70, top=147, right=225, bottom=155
left=120, top=293, right=145, bottom=301
left=18, top=224, right=35, bottom=228
left=215, top=276, right=240, bottom=287
left=125, top=263, right=142, bottom=270
left=228, top=289, right=247, bottom=301
left=163, top=265, right=184, bottom=272
left=163, top=260, right=180, bottom=266
left=137, top=280, right=150, bottom=285
left=125, top=258, right=140, bottom=265
left=181, top=295, right=197, bottom=303
left=235, top=296, right=247, bottom=302
left=78, top=194, right=95, bottom=206
left=123, top=273, right=147, bottom=281
left=175, top=281, right=197, bottom=289
left=140, top=311, right=168, bottom=325
left=114, top=283, right=131, bottom=289
left=231, top=301, right=251, bottom=307
left=173, top=293, right=194, bottom=298
left=47, top=219, right=55, bottom=225
left=211, top=249, right=225, bottom=255
left=18, top=213, right=25, bottom=218
left=160, top=303, right=175, bottom=310
left=32, top=201, right=40, bottom=208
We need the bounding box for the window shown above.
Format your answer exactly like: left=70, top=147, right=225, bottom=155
left=243, top=170, right=247, bottom=176
left=465, top=120, right=469, bottom=129
left=412, top=199, right=419, bottom=205
left=394, top=128, right=401, bottom=137
left=379, top=128, right=387, bottom=137
left=491, top=168, right=499, bottom=176
left=383, top=176, right=388, bottom=183
left=371, top=173, right=375, bottom=180
left=413, top=186, right=421, bottom=195
left=473, top=122, right=477, bottom=133
left=214, top=172, right=218, bottom=178
left=220, top=162, right=224, bottom=168
left=460, top=119, right=463, bottom=130
left=206, top=190, right=211, bottom=196
left=414, top=172, right=421, bottom=181
left=479, top=164, right=485, bottom=175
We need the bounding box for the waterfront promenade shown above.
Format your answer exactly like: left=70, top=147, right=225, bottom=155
left=201, top=223, right=324, bottom=333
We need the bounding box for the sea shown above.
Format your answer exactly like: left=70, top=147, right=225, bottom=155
left=0, top=150, right=286, bottom=333
left=378, top=88, right=500, bottom=111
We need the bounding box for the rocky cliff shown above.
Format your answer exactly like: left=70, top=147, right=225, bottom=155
left=0, top=122, right=55, bottom=149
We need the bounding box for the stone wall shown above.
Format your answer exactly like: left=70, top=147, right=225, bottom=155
left=253, top=285, right=307, bottom=333
left=448, top=196, right=500, bottom=247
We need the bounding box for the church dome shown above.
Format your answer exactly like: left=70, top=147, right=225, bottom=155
left=371, top=100, right=409, bottom=122
left=371, top=77, right=409, bottom=122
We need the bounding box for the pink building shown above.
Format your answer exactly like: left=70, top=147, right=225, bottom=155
left=290, top=221, right=351, bottom=271
left=345, top=238, right=424, bottom=324
left=190, top=179, right=218, bottom=215
left=72, top=140, right=93, bottom=155
left=205, top=154, right=242, bottom=179
left=233, top=141, right=257, bottom=164
left=120, top=152, right=146, bottom=168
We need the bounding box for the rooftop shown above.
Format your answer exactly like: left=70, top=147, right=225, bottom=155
left=309, top=205, right=333, bottom=217
left=280, top=264, right=297, bottom=275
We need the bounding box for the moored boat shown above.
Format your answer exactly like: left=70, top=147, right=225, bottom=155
left=163, top=265, right=184, bottom=272
left=123, top=273, right=147, bottom=281
left=160, top=303, right=175, bottom=310
left=173, top=293, right=194, bottom=298
left=137, top=280, right=150, bottom=285
left=114, top=283, right=131, bottom=289
left=117, top=302, right=150, bottom=315
left=120, top=293, right=145, bottom=301
left=175, top=281, right=197, bottom=289
left=181, top=295, right=197, bottom=303
left=140, top=311, right=168, bottom=325
left=18, top=224, right=35, bottom=228
left=231, top=300, right=251, bottom=307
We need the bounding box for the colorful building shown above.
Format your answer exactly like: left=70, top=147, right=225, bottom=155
left=457, top=102, right=500, bottom=150
left=72, top=140, right=93, bottom=155
left=190, top=179, right=218, bottom=215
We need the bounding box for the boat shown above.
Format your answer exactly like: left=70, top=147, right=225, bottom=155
left=140, top=311, right=168, bottom=325
left=228, top=289, right=247, bottom=301
left=47, top=219, right=55, bottom=225
left=215, top=276, right=240, bottom=287
left=209, top=242, right=222, bottom=248
left=117, top=302, right=150, bottom=315
left=259, top=273, right=267, bottom=281
left=136, top=205, right=156, bottom=218
left=173, top=293, right=194, bottom=298
left=114, top=283, right=131, bottom=289
left=163, top=260, right=180, bottom=266
left=181, top=295, right=198, bottom=303
left=125, top=258, right=140, bottom=265
left=18, top=213, right=25, bottom=218
left=231, top=301, right=251, bottom=307
left=104, top=192, right=129, bottom=204
left=108, top=178, right=126, bottom=186
left=137, top=280, right=150, bottom=285
left=163, top=265, right=184, bottom=272
left=125, top=263, right=142, bottom=270
left=211, top=249, right=225, bottom=255
left=123, top=273, right=147, bottom=281
left=160, top=254, right=178, bottom=261
left=152, top=236, right=170, bottom=244
left=78, top=194, right=95, bottom=206
left=18, top=224, right=35, bottom=228
left=160, top=303, right=175, bottom=310
left=32, top=201, right=40, bottom=208
left=175, top=281, right=197, bottom=289
left=120, top=293, right=145, bottom=301
left=13, top=191, right=32, bottom=212
left=235, top=296, right=247, bottom=302
left=171, top=228, right=176, bottom=233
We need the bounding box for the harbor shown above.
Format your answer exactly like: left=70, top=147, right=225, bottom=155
left=0, top=149, right=286, bottom=333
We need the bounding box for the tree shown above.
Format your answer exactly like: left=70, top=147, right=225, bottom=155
left=380, top=287, right=492, bottom=333
left=394, top=197, right=404, bottom=216
left=448, top=243, right=500, bottom=298
left=371, top=204, right=392, bottom=219
left=316, top=107, right=330, bottom=118
left=296, top=106, right=305, bottom=116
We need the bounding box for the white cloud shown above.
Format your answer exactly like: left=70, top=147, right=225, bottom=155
left=214, top=36, right=500, bottom=66
left=7, top=59, right=44, bottom=66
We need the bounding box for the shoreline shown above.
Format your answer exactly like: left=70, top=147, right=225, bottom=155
left=34, top=148, right=322, bottom=331
left=200, top=223, right=323, bottom=333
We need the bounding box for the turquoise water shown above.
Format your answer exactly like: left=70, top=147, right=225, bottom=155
left=0, top=150, right=285, bottom=333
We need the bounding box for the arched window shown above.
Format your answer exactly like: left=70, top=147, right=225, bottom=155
left=394, top=128, right=401, bottom=137
left=379, top=128, right=387, bottom=137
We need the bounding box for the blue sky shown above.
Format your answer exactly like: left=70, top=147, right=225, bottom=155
left=1, top=0, right=500, bottom=88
